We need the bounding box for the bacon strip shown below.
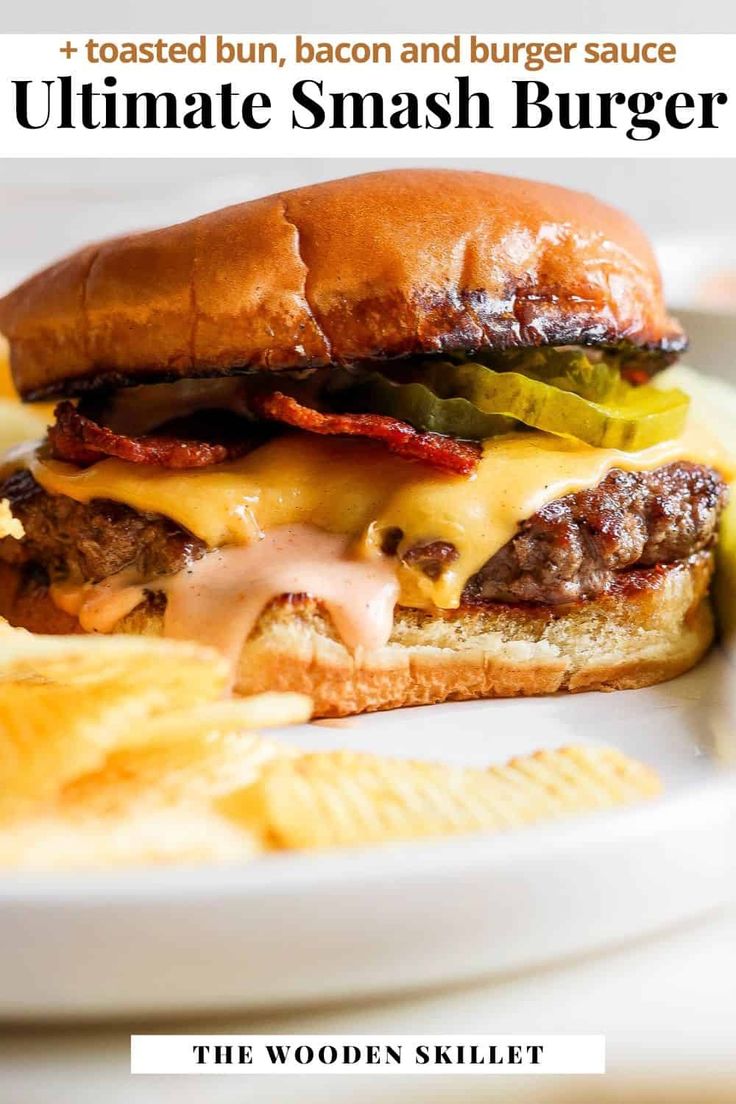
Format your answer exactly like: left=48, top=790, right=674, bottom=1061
left=48, top=394, right=480, bottom=476
left=251, top=392, right=480, bottom=475
left=48, top=402, right=251, bottom=470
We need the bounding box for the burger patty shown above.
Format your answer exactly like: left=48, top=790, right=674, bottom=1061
left=0, top=468, right=205, bottom=583
left=0, top=462, right=726, bottom=605
left=464, top=461, right=727, bottom=604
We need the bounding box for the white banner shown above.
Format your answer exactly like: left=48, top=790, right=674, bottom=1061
left=130, top=1033, right=606, bottom=1075
left=0, top=33, right=733, bottom=157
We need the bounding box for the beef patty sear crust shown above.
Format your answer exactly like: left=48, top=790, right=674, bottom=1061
left=0, top=461, right=726, bottom=608
left=466, top=461, right=727, bottom=604
left=0, top=468, right=204, bottom=584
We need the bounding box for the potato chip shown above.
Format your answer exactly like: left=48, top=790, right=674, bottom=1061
left=0, top=635, right=231, bottom=821
left=61, top=730, right=278, bottom=816
left=0, top=693, right=305, bottom=868
left=61, top=699, right=303, bottom=816
left=0, top=807, right=258, bottom=870
left=0, top=640, right=310, bottom=863
left=221, top=745, right=661, bottom=850
left=128, top=693, right=312, bottom=747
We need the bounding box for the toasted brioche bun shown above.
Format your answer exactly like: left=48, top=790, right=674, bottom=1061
left=0, top=169, right=684, bottom=401
left=0, top=554, right=714, bottom=717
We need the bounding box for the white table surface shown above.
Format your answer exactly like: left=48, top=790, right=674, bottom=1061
left=2, top=903, right=735, bottom=1104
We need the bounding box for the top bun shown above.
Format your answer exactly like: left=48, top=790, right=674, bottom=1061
left=0, top=169, right=685, bottom=400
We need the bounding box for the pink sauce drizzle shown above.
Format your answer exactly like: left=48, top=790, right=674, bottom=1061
left=162, top=525, right=399, bottom=666
left=50, top=525, right=399, bottom=669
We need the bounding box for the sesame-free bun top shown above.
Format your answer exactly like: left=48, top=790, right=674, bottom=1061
left=0, top=169, right=685, bottom=400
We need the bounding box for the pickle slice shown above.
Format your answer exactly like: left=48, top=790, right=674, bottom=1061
left=347, top=376, right=517, bottom=439
left=472, top=347, right=623, bottom=402
left=349, top=363, right=689, bottom=450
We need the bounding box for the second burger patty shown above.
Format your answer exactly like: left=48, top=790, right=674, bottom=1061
left=0, top=462, right=726, bottom=607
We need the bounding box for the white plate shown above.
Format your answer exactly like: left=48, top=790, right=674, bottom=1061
left=0, top=659, right=734, bottom=1021
left=0, top=310, right=735, bottom=1021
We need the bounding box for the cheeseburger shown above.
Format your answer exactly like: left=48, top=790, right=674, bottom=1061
left=0, top=169, right=729, bottom=715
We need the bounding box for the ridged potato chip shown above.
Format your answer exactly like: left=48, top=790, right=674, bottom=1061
left=61, top=697, right=306, bottom=817
left=221, top=745, right=661, bottom=850
left=128, top=693, right=313, bottom=747
left=0, top=635, right=232, bottom=821
left=0, top=642, right=310, bottom=864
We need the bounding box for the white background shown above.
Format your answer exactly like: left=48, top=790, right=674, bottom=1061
left=3, top=0, right=736, bottom=35
left=1, top=33, right=734, bottom=157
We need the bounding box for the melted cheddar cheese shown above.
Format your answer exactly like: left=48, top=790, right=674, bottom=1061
left=31, top=419, right=733, bottom=612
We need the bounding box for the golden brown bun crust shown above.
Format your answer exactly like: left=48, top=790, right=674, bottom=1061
left=0, top=554, right=713, bottom=717
left=0, top=169, right=685, bottom=400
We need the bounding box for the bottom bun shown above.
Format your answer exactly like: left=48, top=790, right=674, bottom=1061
left=0, top=552, right=715, bottom=717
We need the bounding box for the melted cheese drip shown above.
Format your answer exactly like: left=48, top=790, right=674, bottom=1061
left=33, top=419, right=733, bottom=612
